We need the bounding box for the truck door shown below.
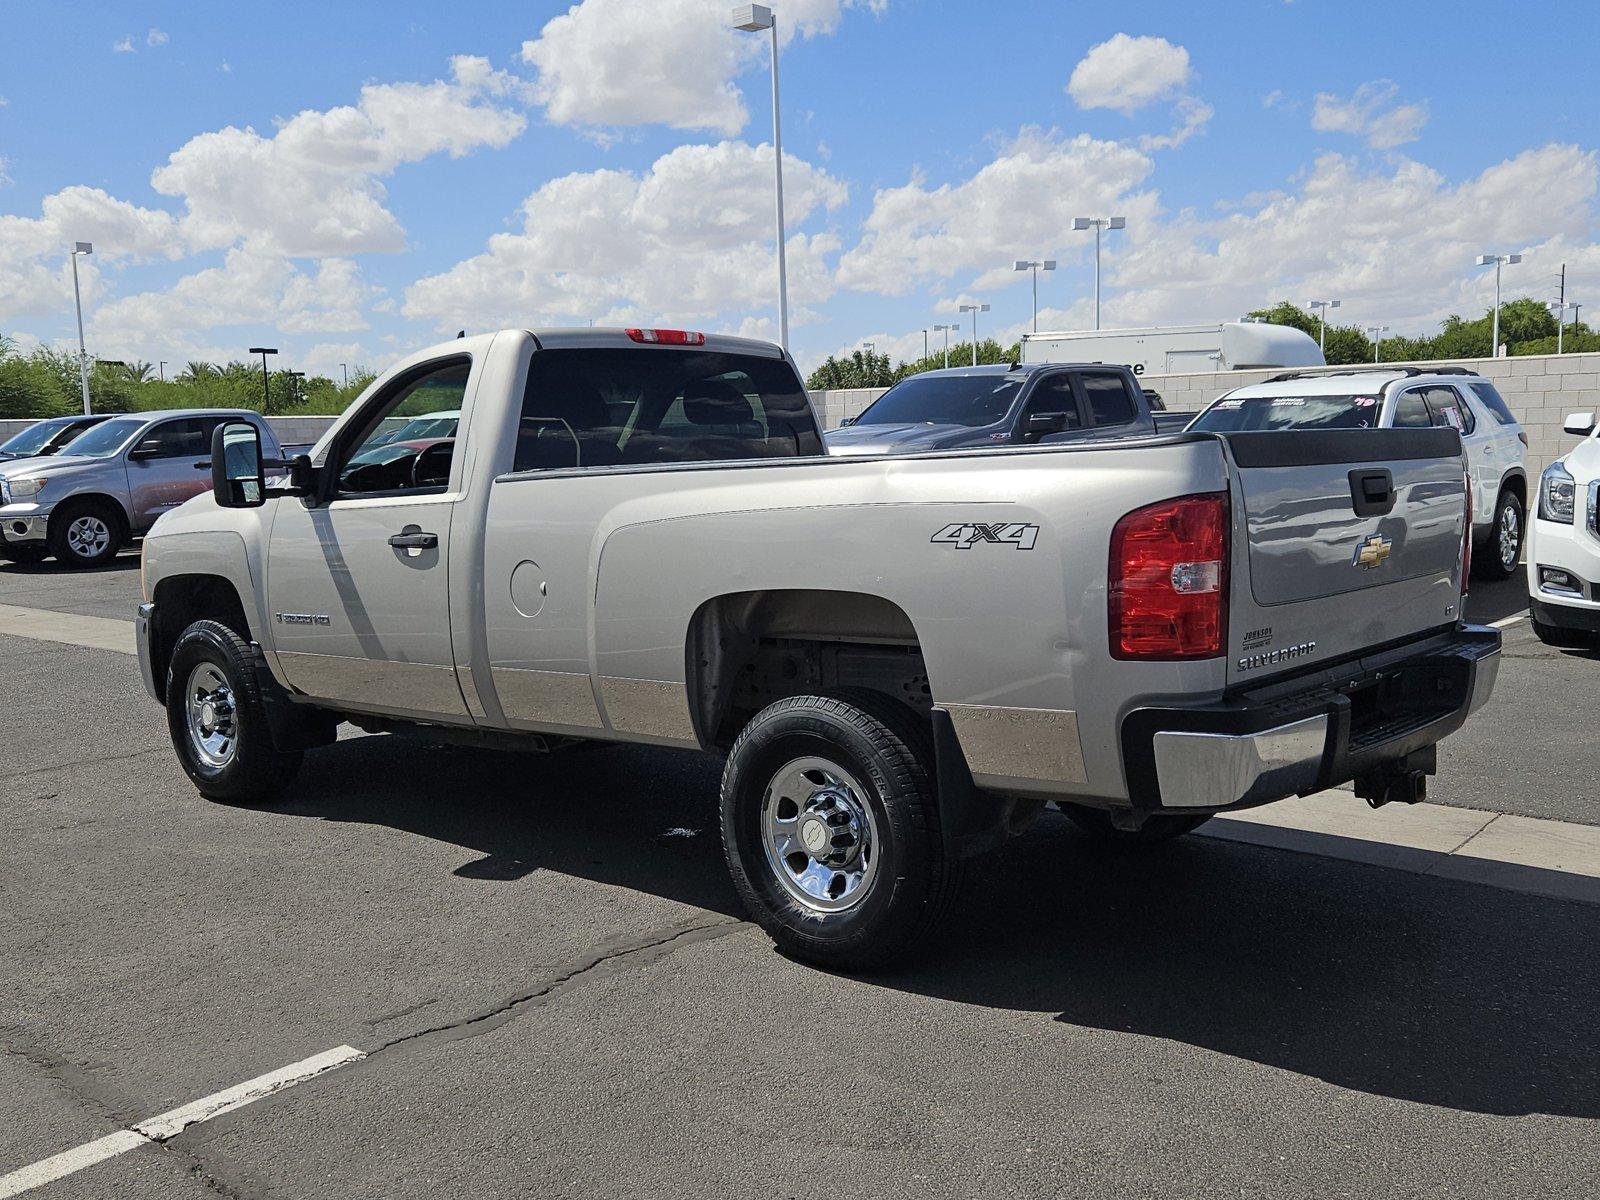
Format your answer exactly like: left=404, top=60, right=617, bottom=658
left=265, top=356, right=474, bottom=720
left=125, top=417, right=218, bottom=530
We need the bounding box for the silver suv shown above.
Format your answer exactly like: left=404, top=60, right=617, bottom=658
left=1188, top=368, right=1529, bottom=579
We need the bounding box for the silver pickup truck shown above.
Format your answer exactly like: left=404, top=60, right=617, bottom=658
left=136, top=328, right=1500, bottom=967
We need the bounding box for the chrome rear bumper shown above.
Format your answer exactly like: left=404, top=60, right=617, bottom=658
left=1153, top=715, right=1328, bottom=810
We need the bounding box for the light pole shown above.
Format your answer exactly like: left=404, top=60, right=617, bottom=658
left=249, top=346, right=278, bottom=414
left=922, top=329, right=929, bottom=361
left=69, top=242, right=94, bottom=414
left=340, top=363, right=349, bottom=386
left=1572, top=302, right=1583, bottom=340
left=1308, top=299, right=1341, bottom=353
left=1364, top=325, right=1389, bottom=363
left=959, top=303, right=990, bottom=366
left=1012, top=258, right=1057, bottom=333
left=933, top=323, right=958, bottom=368
left=1072, top=217, right=1124, bottom=329
left=1476, top=253, right=1521, bottom=357
left=158, top=361, right=167, bottom=382
left=287, top=370, right=306, bottom=408
left=733, top=5, right=789, bottom=352
left=1549, top=300, right=1574, bottom=355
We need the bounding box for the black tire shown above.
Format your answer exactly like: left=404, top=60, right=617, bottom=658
left=1531, top=619, right=1600, bottom=651
left=1474, top=489, right=1524, bottom=581
left=0, top=542, right=49, bottom=564
left=1060, top=803, right=1211, bottom=845
left=720, top=690, right=959, bottom=970
left=46, top=498, right=125, bottom=568
left=166, top=619, right=303, bottom=804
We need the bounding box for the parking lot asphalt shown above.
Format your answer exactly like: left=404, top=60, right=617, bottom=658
left=3, top=555, right=1598, bottom=1198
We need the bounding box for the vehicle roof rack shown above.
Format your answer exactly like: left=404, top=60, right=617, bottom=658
left=1263, top=365, right=1482, bottom=384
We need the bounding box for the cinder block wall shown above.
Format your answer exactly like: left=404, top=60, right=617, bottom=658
left=810, top=351, right=1600, bottom=477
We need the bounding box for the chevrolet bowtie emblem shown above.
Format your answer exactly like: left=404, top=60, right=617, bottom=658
left=1352, top=533, right=1392, bottom=569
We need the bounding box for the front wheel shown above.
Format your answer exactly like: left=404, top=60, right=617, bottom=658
left=166, top=619, right=303, bottom=804
left=1476, top=489, right=1524, bottom=581
left=47, top=499, right=125, bottom=568
left=1059, top=803, right=1211, bottom=845
left=720, top=691, right=959, bottom=970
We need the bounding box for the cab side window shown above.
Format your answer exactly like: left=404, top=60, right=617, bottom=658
left=1020, top=376, right=1084, bottom=431
left=1079, top=371, right=1137, bottom=428
left=1390, top=390, right=1432, bottom=428
left=137, top=418, right=210, bottom=458
left=337, top=359, right=471, bottom=495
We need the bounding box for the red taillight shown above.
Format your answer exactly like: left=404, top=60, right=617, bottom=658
left=1109, top=492, right=1229, bottom=660
left=625, top=328, right=706, bottom=346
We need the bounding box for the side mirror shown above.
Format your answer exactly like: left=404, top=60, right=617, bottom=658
left=127, top=438, right=162, bottom=461
left=1024, top=412, right=1070, bottom=439
left=1142, top=389, right=1166, bottom=411
left=838, top=416, right=857, bottom=427
left=211, top=422, right=265, bottom=508
left=1563, top=411, right=1597, bottom=437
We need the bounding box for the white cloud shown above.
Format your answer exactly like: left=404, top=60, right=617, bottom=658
left=1312, top=81, right=1428, bottom=150
left=521, top=0, right=884, bottom=137
left=404, top=139, right=848, bottom=332
left=0, top=186, right=184, bottom=323
left=89, top=250, right=378, bottom=360
left=302, top=341, right=374, bottom=378
left=0, top=156, right=10, bottom=189
left=151, top=55, right=531, bottom=257
left=835, top=128, right=1156, bottom=296
left=147, top=28, right=169, bottom=47
left=1068, top=34, right=1192, bottom=115
left=1139, top=97, right=1213, bottom=151
left=113, top=36, right=135, bottom=54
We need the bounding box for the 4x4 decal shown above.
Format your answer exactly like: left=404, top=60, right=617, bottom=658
left=930, top=522, right=1040, bottom=550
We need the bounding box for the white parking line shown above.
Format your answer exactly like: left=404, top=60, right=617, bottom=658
left=1490, top=612, right=1527, bottom=628
left=0, top=603, right=135, bottom=655
left=0, top=1045, right=365, bottom=1198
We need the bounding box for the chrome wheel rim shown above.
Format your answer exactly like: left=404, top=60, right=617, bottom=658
left=66, top=515, right=110, bottom=559
left=1498, top=503, right=1520, bottom=570
left=760, top=756, right=879, bottom=913
left=184, top=662, right=237, bottom=769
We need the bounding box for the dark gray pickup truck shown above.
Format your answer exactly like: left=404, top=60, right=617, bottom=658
left=823, top=361, right=1183, bottom=455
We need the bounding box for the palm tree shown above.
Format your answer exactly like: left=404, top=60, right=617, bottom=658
left=124, top=360, right=155, bottom=383
left=179, top=360, right=219, bottom=381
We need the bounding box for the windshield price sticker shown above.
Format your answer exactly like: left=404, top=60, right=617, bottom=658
left=1270, top=397, right=1306, bottom=406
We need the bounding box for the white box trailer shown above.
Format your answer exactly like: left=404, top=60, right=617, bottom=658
left=1019, top=321, right=1324, bottom=377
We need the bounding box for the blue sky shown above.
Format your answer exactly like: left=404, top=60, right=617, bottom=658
left=3, top=0, right=1598, bottom=376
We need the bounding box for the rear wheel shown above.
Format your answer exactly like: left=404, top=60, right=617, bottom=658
left=47, top=499, right=124, bottom=568
left=166, top=619, right=303, bottom=804
left=720, top=690, right=959, bottom=970
left=1060, top=803, right=1211, bottom=845
left=1476, top=489, right=1524, bottom=581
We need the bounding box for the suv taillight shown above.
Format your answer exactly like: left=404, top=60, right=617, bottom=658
left=1109, top=492, right=1229, bottom=660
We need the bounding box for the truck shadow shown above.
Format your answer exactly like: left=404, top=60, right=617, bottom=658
left=278, top=733, right=1598, bottom=1121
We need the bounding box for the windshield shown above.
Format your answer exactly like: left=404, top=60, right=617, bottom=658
left=1189, top=393, right=1383, bottom=432
left=0, top=420, right=72, bottom=457
left=853, top=375, right=1024, bottom=429
left=54, top=417, right=144, bottom=458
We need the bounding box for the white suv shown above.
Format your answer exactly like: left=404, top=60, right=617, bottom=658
left=1187, top=368, right=1529, bottom=579
left=1528, top=411, right=1600, bottom=647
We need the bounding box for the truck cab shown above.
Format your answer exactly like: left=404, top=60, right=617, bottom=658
left=823, top=362, right=1160, bottom=456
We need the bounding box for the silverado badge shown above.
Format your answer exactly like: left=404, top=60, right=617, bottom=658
left=1352, top=533, right=1392, bottom=570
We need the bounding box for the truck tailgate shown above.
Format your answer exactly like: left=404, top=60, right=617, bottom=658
left=1222, top=428, right=1468, bottom=688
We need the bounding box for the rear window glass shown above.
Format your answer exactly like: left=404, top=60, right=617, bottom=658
left=1081, top=372, right=1136, bottom=427
left=1466, top=381, right=1519, bottom=426
left=514, top=349, right=820, bottom=472
left=1188, top=393, right=1383, bottom=432
left=854, top=375, right=1022, bottom=428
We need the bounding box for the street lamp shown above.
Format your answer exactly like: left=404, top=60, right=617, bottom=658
left=1476, top=253, right=1522, bottom=357
left=249, top=347, right=278, bottom=414
left=733, top=4, right=789, bottom=352
left=1364, top=325, right=1389, bottom=363
left=158, top=361, right=167, bottom=383
left=1012, top=258, right=1057, bottom=333
left=69, top=242, right=93, bottom=414
left=1549, top=300, right=1575, bottom=355
left=340, top=363, right=349, bottom=387
left=958, top=303, right=990, bottom=366
left=1308, top=299, right=1341, bottom=353
left=932, top=323, right=958, bottom=368
left=922, top=329, right=929, bottom=361
left=1071, top=216, right=1124, bottom=330
left=287, top=370, right=306, bottom=408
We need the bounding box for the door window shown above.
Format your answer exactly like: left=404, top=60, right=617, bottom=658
left=1390, top=389, right=1432, bottom=428
left=1422, top=385, right=1474, bottom=434
left=1019, top=376, right=1085, bottom=434
left=1078, top=372, right=1137, bottom=428
left=337, top=359, right=471, bottom=495
left=138, top=418, right=211, bottom=459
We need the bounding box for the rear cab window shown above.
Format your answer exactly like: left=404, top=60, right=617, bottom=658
left=1189, top=392, right=1385, bottom=432
left=515, top=348, right=820, bottom=472
left=1078, top=371, right=1138, bottom=428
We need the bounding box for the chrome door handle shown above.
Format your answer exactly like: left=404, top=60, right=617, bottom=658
left=388, top=532, right=438, bottom=549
